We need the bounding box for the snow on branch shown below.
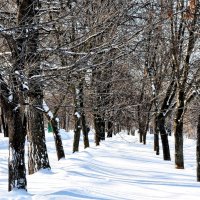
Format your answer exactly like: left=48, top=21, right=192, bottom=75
left=74, top=112, right=81, bottom=118
left=42, top=100, right=53, bottom=119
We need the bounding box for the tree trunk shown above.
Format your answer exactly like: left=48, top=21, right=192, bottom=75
left=158, top=114, right=171, bottom=160
left=174, top=118, right=184, bottom=169
left=1, top=109, right=8, bottom=137
left=143, top=108, right=151, bottom=145
left=28, top=100, right=51, bottom=174
left=7, top=0, right=32, bottom=190
left=100, top=119, right=105, bottom=140
left=73, top=84, right=82, bottom=152
left=131, top=129, right=135, bottom=136
left=139, top=129, right=143, bottom=143
left=92, top=65, right=107, bottom=145
left=0, top=76, right=27, bottom=191
left=79, top=80, right=90, bottom=148
left=117, top=124, right=121, bottom=133
left=81, top=113, right=90, bottom=149
left=138, top=106, right=143, bottom=143
left=94, top=114, right=101, bottom=146
left=51, top=118, right=65, bottom=160
left=62, top=110, right=67, bottom=130
left=44, top=115, right=65, bottom=160
left=0, top=110, right=2, bottom=133
left=138, top=124, right=148, bottom=144
left=25, top=0, right=51, bottom=174
left=157, top=79, right=175, bottom=161
left=143, top=131, right=147, bottom=145
left=66, top=113, right=70, bottom=132
left=154, top=116, right=159, bottom=155
left=197, top=114, right=200, bottom=181
left=8, top=106, right=27, bottom=191
left=107, top=121, right=113, bottom=138
left=73, top=112, right=81, bottom=152
left=174, top=90, right=184, bottom=169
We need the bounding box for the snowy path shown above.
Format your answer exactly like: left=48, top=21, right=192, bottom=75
left=0, top=131, right=199, bottom=200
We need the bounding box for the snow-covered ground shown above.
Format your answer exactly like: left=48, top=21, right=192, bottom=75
left=0, top=130, right=199, bottom=200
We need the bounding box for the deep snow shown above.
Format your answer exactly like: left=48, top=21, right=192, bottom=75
left=0, top=130, right=199, bottom=200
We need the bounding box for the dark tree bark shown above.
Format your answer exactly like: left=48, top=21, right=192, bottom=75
left=139, top=131, right=143, bottom=143
left=0, top=78, right=27, bottom=191
left=1, top=109, right=8, bottom=137
left=73, top=112, right=81, bottom=152
left=8, top=107, right=27, bottom=191
left=0, top=113, right=2, bottom=133
left=137, top=105, right=143, bottom=143
left=81, top=113, right=90, bottom=148
left=94, top=115, right=100, bottom=146
left=92, top=67, right=106, bottom=145
left=73, top=84, right=82, bottom=152
left=79, top=80, right=90, bottom=149
left=43, top=97, right=65, bottom=160
left=197, top=114, right=200, bottom=181
left=137, top=102, right=151, bottom=145
left=157, top=114, right=171, bottom=160
left=156, top=80, right=176, bottom=161
left=143, top=130, right=147, bottom=145
left=116, top=124, right=121, bottom=134
left=174, top=89, right=185, bottom=169
left=62, top=110, right=67, bottom=130
left=66, top=113, right=70, bottom=132
left=0, top=32, right=27, bottom=191
left=107, top=121, right=113, bottom=138
left=43, top=108, right=65, bottom=160
left=99, top=118, right=105, bottom=141
left=170, top=1, right=197, bottom=169
left=154, top=115, right=159, bottom=155
left=174, top=119, right=184, bottom=169
left=4, top=0, right=33, bottom=190
left=51, top=117, right=65, bottom=160
left=28, top=99, right=51, bottom=174
left=173, top=37, right=196, bottom=168
left=94, top=114, right=105, bottom=145
left=18, top=0, right=51, bottom=174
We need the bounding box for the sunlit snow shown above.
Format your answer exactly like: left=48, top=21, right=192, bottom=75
left=0, top=130, right=199, bottom=200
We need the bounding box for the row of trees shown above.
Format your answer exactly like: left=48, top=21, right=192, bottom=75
left=0, top=0, right=200, bottom=191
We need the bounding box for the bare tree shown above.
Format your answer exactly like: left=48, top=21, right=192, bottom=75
left=169, top=0, right=198, bottom=168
